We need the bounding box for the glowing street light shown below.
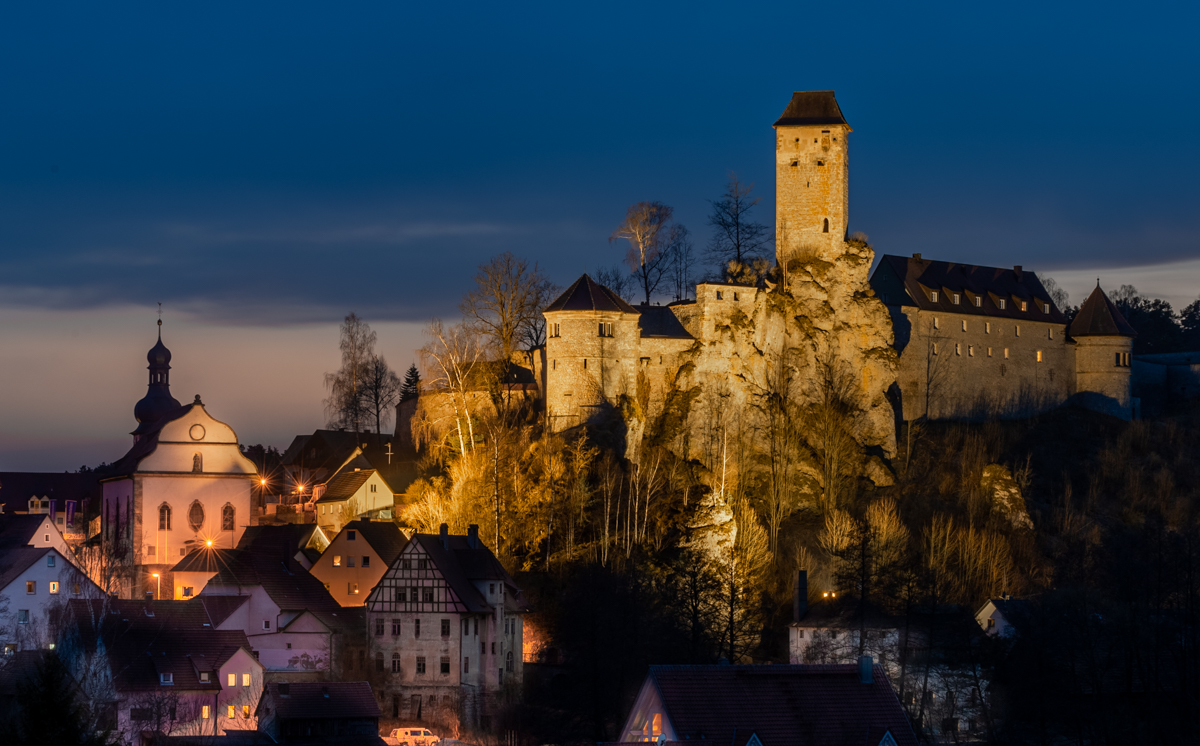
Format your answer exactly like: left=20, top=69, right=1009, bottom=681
left=206, top=539, right=214, bottom=547
left=151, top=572, right=161, bottom=600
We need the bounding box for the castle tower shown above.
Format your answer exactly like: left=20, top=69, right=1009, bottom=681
left=774, top=91, right=851, bottom=267
left=1069, top=284, right=1137, bottom=419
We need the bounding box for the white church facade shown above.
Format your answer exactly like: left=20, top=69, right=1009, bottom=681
left=99, top=321, right=258, bottom=599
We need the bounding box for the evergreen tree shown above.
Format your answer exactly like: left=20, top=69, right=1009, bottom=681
left=400, top=363, right=421, bottom=402
left=2, top=651, right=115, bottom=746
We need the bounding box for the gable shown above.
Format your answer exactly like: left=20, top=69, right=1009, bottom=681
left=281, top=610, right=332, bottom=633
left=138, top=405, right=258, bottom=475
left=366, top=540, right=470, bottom=613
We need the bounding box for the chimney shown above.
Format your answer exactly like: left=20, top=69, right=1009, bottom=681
left=1013, top=265, right=1023, bottom=279
left=912, top=253, right=922, bottom=261
left=859, top=655, right=874, bottom=684
left=439, top=523, right=449, bottom=550
left=793, top=570, right=808, bottom=623
left=467, top=524, right=479, bottom=549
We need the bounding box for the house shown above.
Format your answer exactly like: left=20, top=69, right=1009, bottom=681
left=365, top=523, right=527, bottom=728
left=256, top=681, right=383, bottom=744
left=975, top=597, right=1031, bottom=639
left=98, top=323, right=259, bottom=600
left=170, top=525, right=365, bottom=682
left=0, top=472, right=100, bottom=544
left=617, top=662, right=918, bottom=746
left=0, top=514, right=102, bottom=653
left=60, top=598, right=265, bottom=743
left=314, top=469, right=396, bottom=537
left=170, top=525, right=329, bottom=598
left=310, top=520, right=407, bottom=607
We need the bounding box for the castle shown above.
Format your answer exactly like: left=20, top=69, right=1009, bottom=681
left=539, top=90, right=1137, bottom=457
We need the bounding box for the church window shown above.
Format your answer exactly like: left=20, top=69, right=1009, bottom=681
left=188, top=501, right=204, bottom=532
left=159, top=504, right=171, bottom=530
left=930, top=291, right=939, bottom=303
left=823, top=218, right=829, bottom=233
left=221, top=504, right=234, bottom=531
left=953, top=293, right=960, bottom=305
left=1037, top=350, right=1043, bottom=362
left=192, top=453, right=202, bottom=473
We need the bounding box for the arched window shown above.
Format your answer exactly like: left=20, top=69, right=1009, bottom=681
left=192, top=453, right=203, bottom=473
left=188, top=501, right=205, bottom=532
left=823, top=218, right=829, bottom=233
left=506, top=651, right=514, bottom=672
left=221, top=504, right=235, bottom=532
left=159, top=504, right=172, bottom=531
left=375, top=652, right=384, bottom=672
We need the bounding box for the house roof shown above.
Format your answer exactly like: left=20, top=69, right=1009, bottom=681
left=637, top=305, right=694, bottom=339
left=340, top=520, right=407, bottom=566
left=260, top=681, right=381, bottom=721
left=872, top=254, right=1068, bottom=323
left=0, top=514, right=55, bottom=550
left=67, top=598, right=255, bottom=693
left=773, top=91, right=849, bottom=128
left=0, top=546, right=54, bottom=592
left=199, top=595, right=251, bottom=627
left=316, top=469, right=375, bottom=504
left=647, top=664, right=917, bottom=746
left=544, top=274, right=639, bottom=314
left=280, top=430, right=417, bottom=496
left=408, top=531, right=527, bottom=614
left=0, top=472, right=101, bottom=514
left=237, top=524, right=324, bottom=554
left=1069, top=285, right=1137, bottom=338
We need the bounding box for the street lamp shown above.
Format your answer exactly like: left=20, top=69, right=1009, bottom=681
left=151, top=572, right=160, bottom=600
left=205, top=539, right=214, bottom=547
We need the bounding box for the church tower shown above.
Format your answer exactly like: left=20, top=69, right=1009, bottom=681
left=132, top=319, right=182, bottom=442
left=774, top=91, right=851, bottom=267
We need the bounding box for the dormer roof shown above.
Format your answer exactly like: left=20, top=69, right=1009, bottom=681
left=1069, top=285, right=1138, bottom=338
left=773, top=91, right=849, bottom=128
left=545, top=275, right=638, bottom=314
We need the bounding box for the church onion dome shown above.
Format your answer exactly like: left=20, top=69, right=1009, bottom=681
left=147, top=337, right=171, bottom=366
left=1069, top=285, right=1138, bottom=338
left=544, top=274, right=639, bottom=314
left=133, top=321, right=182, bottom=435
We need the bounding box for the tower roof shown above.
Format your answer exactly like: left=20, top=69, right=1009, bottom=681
left=544, top=274, right=638, bottom=314
left=1069, top=285, right=1137, bottom=338
left=773, top=91, right=849, bottom=127
left=133, top=321, right=181, bottom=435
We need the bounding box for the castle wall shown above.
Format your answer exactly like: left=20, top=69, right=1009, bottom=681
left=775, top=123, right=850, bottom=265
left=893, top=307, right=1071, bottom=420
left=1074, top=336, right=1134, bottom=419
left=544, top=309, right=641, bottom=430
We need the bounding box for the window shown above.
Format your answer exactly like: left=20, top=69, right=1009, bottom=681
left=961, top=320, right=967, bottom=331
left=182, top=586, right=193, bottom=598
left=370, top=484, right=377, bottom=493
left=392, top=653, right=401, bottom=673
left=463, top=619, right=469, bottom=636
left=402, top=559, right=411, bottom=570
left=733, top=292, right=739, bottom=301
left=26, top=581, right=35, bottom=595
left=416, top=656, right=426, bottom=674
left=489, top=583, right=495, bottom=594
left=48, top=554, right=56, bottom=568
left=968, top=345, right=974, bottom=357
left=349, top=582, right=359, bottom=595
left=415, top=619, right=421, bottom=638
left=506, top=651, right=514, bottom=672
left=1049, top=328, right=1054, bottom=339
left=974, top=295, right=982, bottom=307
left=159, top=503, right=172, bottom=530
left=200, top=671, right=209, bottom=682
left=1016, top=325, right=1021, bottom=337
left=464, top=657, right=470, bottom=674
left=1004, top=348, right=1009, bottom=359
left=395, top=588, right=406, bottom=602
left=49, top=581, right=59, bottom=594
left=333, top=556, right=341, bottom=567
left=441, top=619, right=450, bottom=637
left=228, top=673, right=236, bottom=686
left=933, top=317, right=939, bottom=329
left=375, top=652, right=384, bottom=672
left=598, top=322, right=613, bottom=337
left=362, top=556, right=370, bottom=567
left=1036, top=350, right=1043, bottom=362
left=985, top=322, right=991, bottom=334
left=716, top=291, right=723, bottom=300
left=955, top=343, right=961, bottom=356
left=932, top=343, right=939, bottom=356
left=243, top=705, right=250, bottom=718
left=221, top=504, right=234, bottom=531
left=375, top=618, right=385, bottom=635
left=147, top=545, right=155, bottom=556
left=987, top=617, right=996, bottom=629
left=347, top=556, right=355, bottom=567
left=822, top=218, right=829, bottom=233
left=440, top=656, right=450, bottom=674
left=422, top=588, right=434, bottom=603
left=348, top=530, right=356, bottom=541
left=161, top=673, right=173, bottom=685
left=263, top=620, right=271, bottom=630
left=998, top=298, right=1006, bottom=310
left=242, top=673, right=250, bottom=686
left=202, top=705, right=210, bottom=719
left=228, top=705, right=235, bottom=718
left=550, top=323, right=560, bottom=337
left=412, top=586, right=419, bottom=601
left=930, top=291, right=939, bottom=302
left=188, top=501, right=204, bottom=531
left=952, top=293, right=960, bottom=304
left=392, top=619, right=401, bottom=636
left=17, top=610, right=29, bottom=624
left=1000, top=364, right=1007, bottom=377
left=1020, top=301, right=1027, bottom=312
left=987, top=347, right=993, bottom=357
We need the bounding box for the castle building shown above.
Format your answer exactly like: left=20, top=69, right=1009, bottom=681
left=98, top=322, right=258, bottom=598
left=541, top=90, right=1140, bottom=434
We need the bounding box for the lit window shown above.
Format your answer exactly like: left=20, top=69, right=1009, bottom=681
left=1036, top=350, right=1043, bottom=362
left=333, top=556, right=341, bottom=567
left=228, top=705, right=235, bottom=718
left=952, top=293, right=960, bottom=304
left=49, top=581, right=59, bottom=594
left=1020, top=301, right=1027, bottom=311
left=998, top=299, right=1006, bottom=310
left=243, top=705, right=250, bottom=718
left=26, top=581, right=35, bottom=595
left=349, top=582, right=359, bottom=594
left=228, top=673, right=236, bottom=687
left=242, top=673, right=250, bottom=687
left=221, top=505, right=235, bottom=531
left=202, top=705, right=210, bottom=719
left=930, top=291, right=939, bottom=302
left=1004, top=348, right=1010, bottom=359
left=987, top=347, right=993, bottom=357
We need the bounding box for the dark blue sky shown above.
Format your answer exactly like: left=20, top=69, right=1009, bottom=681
left=3, top=1, right=1198, bottom=326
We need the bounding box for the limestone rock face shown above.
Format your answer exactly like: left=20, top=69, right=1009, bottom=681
left=980, top=464, right=1034, bottom=531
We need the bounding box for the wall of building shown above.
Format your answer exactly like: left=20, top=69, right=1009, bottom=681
left=775, top=123, right=850, bottom=265
left=311, top=528, right=393, bottom=606
left=892, top=307, right=1072, bottom=420
left=0, top=551, right=93, bottom=651
left=1074, top=336, right=1134, bottom=419
left=544, top=309, right=641, bottom=430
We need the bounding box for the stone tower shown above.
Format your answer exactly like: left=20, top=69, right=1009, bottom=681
left=774, top=91, right=851, bottom=266
left=1069, top=284, right=1137, bottom=419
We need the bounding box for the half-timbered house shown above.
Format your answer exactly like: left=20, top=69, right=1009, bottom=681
left=364, top=523, right=527, bottom=729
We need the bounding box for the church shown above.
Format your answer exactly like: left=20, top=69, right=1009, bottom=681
left=98, top=321, right=258, bottom=599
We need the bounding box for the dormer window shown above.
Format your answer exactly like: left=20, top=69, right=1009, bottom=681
left=998, top=298, right=1006, bottom=310
left=160, top=673, right=173, bottom=685
left=974, top=295, right=982, bottom=308
left=1020, top=301, right=1028, bottom=312
left=952, top=293, right=960, bottom=305
left=930, top=291, right=939, bottom=303
left=200, top=672, right=210, bottom=682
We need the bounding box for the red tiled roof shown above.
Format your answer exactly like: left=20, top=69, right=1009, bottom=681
left=648, top=664, right=918, bottom=746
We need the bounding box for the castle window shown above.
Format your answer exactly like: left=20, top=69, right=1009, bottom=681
left=932, top=343, right=939, bottom=355
left=823, top=218, right=829, bottom=233
left=583, top=359, right=587, bottom=369
left=221, top=504, right=234, bottom=531
left=1036, top=350, right=1043, bottom=362
left=1015, top=325, right=1021, bottom=337
left=1004, top=348, right=1010, bottom=359
left=716, top=291, right=723, bottom=300
left=968, top=346, right=974, bottom=357
left=1000, top=364, right=1007, bottom=377
left=962, top=320, right=967, bottom=332
left=192, top=453, right=203, bottom=473
left=985, top=322, right=991, bottom=334
left=987, top=347, right=993, bottom=357
left=953, top=294, right=960, bottom=305
left=998, top=299, right=1006, bottom=310
left=955, top=344, right=961, bottom=356
left=159, top=504, right=171, bottom=531
left=1115, top=353, right=1121, bottom=367
left=188, top=501, right=204, bottom=532
left=1049, top=328, right=1054, bottom=339
left=974, top=296, right=982, bottom=307
left=930, top=291, right=939, bottom=303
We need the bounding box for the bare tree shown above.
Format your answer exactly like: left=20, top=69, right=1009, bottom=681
left=1041, top=276, right=1070, bottom=312
left=324, top=312, right=377, bottom=434
left=417, top=319, right=485, bottom=459
left=611, top=201, right=675, bottom=305
left=595, top=265, right=635, bottom=302
left=460, top=252, right=555, bottom=362
left=361, top=354, right=402, bottom=435
left=802, top=351, right=864, bottom=513
left=665, top=224, right=696, bottom=302
left=707, top=174, right=770, bottom=277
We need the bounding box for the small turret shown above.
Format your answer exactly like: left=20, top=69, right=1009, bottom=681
left=132, top=319, right=182, bottom=439
left=1070, top=284, right=1137, bottom=419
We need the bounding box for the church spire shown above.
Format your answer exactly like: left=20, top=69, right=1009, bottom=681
left=132, top=317, right=182, bottom=439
